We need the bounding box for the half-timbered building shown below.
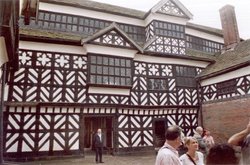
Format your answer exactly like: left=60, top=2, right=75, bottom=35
left=3, top=0, right=249, bottom=161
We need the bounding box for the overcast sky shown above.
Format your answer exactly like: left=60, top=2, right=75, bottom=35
left=92, top=0, right=250, bottom=40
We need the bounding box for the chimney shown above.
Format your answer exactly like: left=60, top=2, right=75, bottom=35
left=219, top=5, right=240, bottom=50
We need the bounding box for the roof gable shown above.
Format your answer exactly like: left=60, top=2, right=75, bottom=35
left=151, top=0, right=193, bottom=19
left=82, top=22, right=143, bottom=53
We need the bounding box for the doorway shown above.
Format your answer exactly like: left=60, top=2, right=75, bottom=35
left=154, top=120, right=166, bottom=147
left=83, top=116, right=113, bottom=150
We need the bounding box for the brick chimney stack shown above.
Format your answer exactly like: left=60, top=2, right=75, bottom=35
left=219, top=5, right=240, bottom=50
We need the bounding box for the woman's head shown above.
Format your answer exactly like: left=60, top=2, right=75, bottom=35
left=206, top=143, right=238, bottom=165
left=184, top=136, right=199, bottom=151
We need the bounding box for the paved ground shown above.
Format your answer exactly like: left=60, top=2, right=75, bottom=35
left=5, top=153, right=156, bottom=165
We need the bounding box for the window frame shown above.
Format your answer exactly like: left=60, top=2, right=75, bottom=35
left=88, top=54, right=133, bottom=88
left=175, top=65, right=197, bottom=88
left=217, top=79, right=237, bottom=96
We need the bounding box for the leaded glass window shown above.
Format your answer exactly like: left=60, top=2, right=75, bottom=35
left=186, top=35, right=223, bottom=53
left=175, top=66, right=197, bottom=88
left=148, top=79, right=168, bottom=90
left=89, top=54, right=132, bottom=86
left=217, top=79, right=236, bottom=96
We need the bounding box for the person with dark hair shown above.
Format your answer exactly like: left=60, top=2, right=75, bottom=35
left=228, top=120, right=250, bottom=165
left=180, top=136, right=204, bottom=165
left=206, top=143, right=238, bottom=165
left=155, top=125, right=183, bottom=165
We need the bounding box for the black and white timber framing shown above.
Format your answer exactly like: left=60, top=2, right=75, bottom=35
left=3, top=0, right=250, bottom=160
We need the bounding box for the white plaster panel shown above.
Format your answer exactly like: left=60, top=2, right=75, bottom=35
left=19, top=41, right=86, bottom=54
left=84, top=44, right=137, bottom=58
left=39, top=2, right=145, bottom=26
left=145, top=13, right=189, bottom=26
left=134, top=54, right=210, bottom=68
left=0, top=37, right=8, bottom=67
left=201, top=66, right=250, bottom=86
left=186, top=28, right=224, bottom=43
left=88, top=86, right=130, bottom=96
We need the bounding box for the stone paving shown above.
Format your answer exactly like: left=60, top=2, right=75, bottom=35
left=5, top=153, right=156, bottom=165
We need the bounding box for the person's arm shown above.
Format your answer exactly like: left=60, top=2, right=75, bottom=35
left=228, top=121, right=250, bottom=146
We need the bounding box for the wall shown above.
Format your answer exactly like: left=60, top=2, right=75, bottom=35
left=202, top=96, right=250, bottom=143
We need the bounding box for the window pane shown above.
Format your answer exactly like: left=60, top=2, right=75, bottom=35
left=121, top=78, right=125, bottom=86
left=115, top=77, right=120, bottom=85
left=109, top=67, right=114, bottom=75
left=126, top=78, right=131, bottom=85
left=121, top=68, right=125, bottom=76
left=121, top=59, right=126, bottom=66
left=126, top=60, right=131, bottom=67
left=109, top=58, right=114, bottom=65
left=126, top=68, right=131, bottom=76
left=97, top=66, right=102, bottom=74
left=115, top=59, right=120, bottom=66
left=103, top=76, right=108, bottom=84
left=115, top=68, right=120, bottom=76
left=90, top=65, right=96, bottom=73
left=90, top=75, right=96, bottom=83
left=97, top=76, right=102, bottom=84
left=103, top=66, right=108, bottom=75
left=103, top=57, right=108, bottom=65
left=97, top=56, right=102, bottom=64
left=90, top=56, right=96, bottom=64
left=109, top=76, right=114, bottom=85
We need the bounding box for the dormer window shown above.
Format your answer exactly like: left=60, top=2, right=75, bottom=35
left=88, top=54, right=132, bottom=87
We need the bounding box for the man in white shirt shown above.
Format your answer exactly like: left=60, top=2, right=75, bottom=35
left=155, top=125, right=183, bottom=165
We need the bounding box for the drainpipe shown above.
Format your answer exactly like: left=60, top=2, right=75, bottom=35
left=0, top=63, right=7, bottom=164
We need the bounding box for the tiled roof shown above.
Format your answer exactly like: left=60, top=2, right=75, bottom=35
left=40, top=0, right=146, bottom=19
left=198, top=39, right=250, bottom=79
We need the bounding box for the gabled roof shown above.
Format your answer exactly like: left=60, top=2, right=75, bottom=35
left=150, top=0, right=193, bottom=19
left=81, top=22, right=143, bottom=53
left=198, top=39, right=250, bottom=80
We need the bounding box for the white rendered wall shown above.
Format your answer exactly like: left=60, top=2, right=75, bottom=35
left=19, top=41, right=86, bottom=55
left=186, top=28, right=224, bottom=43
left=134, top=54, right=210, bottom=68
left=84, top=44, right=137, bottom=58
left=0, top=37, right=8, bottom=67
left=88, top=87, right=130, bottom=96
left=201, top=66, right=250, bottom=86
left=145, top=13, right=189, bottom=26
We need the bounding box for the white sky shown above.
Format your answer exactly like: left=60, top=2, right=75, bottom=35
left=92, top=0, right=250, bottom=40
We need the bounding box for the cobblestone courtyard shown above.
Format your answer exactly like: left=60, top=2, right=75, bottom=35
left=6, top=153, right=156, bottom=165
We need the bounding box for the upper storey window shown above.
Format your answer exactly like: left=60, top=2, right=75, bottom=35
left=154, top=21, right=185, bottom=39
left=186, top=35, right=223, bottom=53
left=175, top=66, right=197, bottom=88
left=217, top=79, right=237, bottom=96
left=36, top=10, right=111, bottom=35
left=89, top=54, right=132, bottom=87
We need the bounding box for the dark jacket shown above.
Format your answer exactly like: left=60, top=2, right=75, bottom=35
left=93, top=133, right=104, bottom=148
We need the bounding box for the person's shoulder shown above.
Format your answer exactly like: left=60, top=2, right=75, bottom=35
left=197, top=151, right=204, bottom=156
left=179, top=153, right=187, bottom=159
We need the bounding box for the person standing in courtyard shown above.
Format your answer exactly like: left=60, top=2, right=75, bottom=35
left=228, top=120, right=250, bottom=165
left=193, top=126, right=207, bottom=155
left=155, top=125, right=183, bottom=165
left=180, top=136, right=204, bottom=165
left=203, top=130, right=215, bottom=151
left=93, top=128, right=104, bottom=163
